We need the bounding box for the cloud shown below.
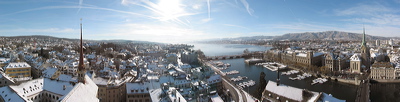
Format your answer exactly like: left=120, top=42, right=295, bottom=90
left=334, top=2, right=400, bottom=28
left=96, top=23, right=210, bottom=43
left=201, top=18, right=213, bottom=23
left=0, top=5, right=156, bottom=19
left=0, top=28, right=77, bottom=33
left=344, top=14, right=400, bottom=26
left=207, top=0, right=211, bottom=19
left=76, top=0, right=84, bottom=14
left=334, top=3, right=393, bottom=16
left=121, top=0, right=200, bottom=26
left=223, top=24, right=249, bottom=30
left=260, top=22, right=400, bottom=37
left=240, top=0, right=254, bottom=16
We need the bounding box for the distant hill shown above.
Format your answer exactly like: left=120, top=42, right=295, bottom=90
left=273, top=31, right=389, bottom=41
left=0, top=35, right=161, bottom=44
left=200, top=31, right=394, bottom=43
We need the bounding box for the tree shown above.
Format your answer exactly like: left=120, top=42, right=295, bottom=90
left=254, top=72, right=267, bottom=99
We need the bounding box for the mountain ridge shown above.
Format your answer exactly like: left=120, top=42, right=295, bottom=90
left=202, top=31, right=397, bottom=42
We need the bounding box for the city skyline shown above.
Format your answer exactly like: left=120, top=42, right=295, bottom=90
left=1, top=0, right=400, bottom=43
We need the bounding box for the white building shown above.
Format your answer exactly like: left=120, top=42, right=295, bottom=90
left=0, top=75, right=98, bottom=102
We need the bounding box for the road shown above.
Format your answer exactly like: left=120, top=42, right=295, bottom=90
left=205, top=61, right=249, bottom=102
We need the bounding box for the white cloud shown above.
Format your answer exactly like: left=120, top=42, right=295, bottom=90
left=0, top=28, right=77, bottom=33
left=260, top=22, right=400, bottom=37
left=223, top=24, right=249, bottom=30
left=334, top=3, right=400, bottom=26
left=121, top=0, right=200, bottom=26
left=240, top=0, right=254, bottom=16
left=96, top=23, right=210, bottom=43
left=334, top=3, right=393, bottom=16
left=333, top=2, right=400, bottom=35
left=201, top=18, right=213, bottom=23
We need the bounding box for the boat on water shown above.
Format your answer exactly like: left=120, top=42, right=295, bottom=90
left=245, top=58, right=264, bottom=64
left=263, top=62, right=287, bottom=71
left=225, top=63, right=231, bottom=67
left=281, top=70, right=300, bottom=75
left=289, top=73, right=312, bottom=80
left=237, top=80, right=256, bottom=89
left=218, top=67, right=229, bottom=70
left=311, top=78, right=328, bottom=85
left=230, top=76, right=248, bottom=82
left=224, top=70, right=240, bottom=75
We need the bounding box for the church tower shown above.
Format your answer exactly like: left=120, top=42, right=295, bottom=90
left=360, top=27, right=371, bottom=70
left=78, top=19, right=86, bottom=84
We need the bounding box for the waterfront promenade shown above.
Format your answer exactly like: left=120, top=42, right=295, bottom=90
left=205, top=61, right=256, bottom=102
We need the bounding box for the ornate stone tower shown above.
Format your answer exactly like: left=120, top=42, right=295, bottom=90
left=78, top=19, right=86, bottom=84
left=360, top=27, right=371, bottom=70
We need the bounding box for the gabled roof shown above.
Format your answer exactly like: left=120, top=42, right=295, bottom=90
left=350, top=53, right=361, bottom=61
left=264, top=81, right=320, bottom=102
left=4, top=62, right=31, bottom=69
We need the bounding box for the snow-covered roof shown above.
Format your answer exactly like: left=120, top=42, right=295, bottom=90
left=92, top=77, right=108, bottom=86
left=0, top=71, right=14, bottom=83
left=0, top=57, right=10, bottom=63
left=296, top=53, right=307, bottom=57
left=149, top=88, right=162, bottom=102
left=0, top=86, right=25, bottom=102
left=4, top=62, right=31, bottom=69
left=264, top=81, right=320, bottom=102
left=313, top=52, right=324, bottom=57
left=42, top=67, right=58, bottom=78
left=167, top=88, right=187, bottom=102
left=350, top=53, right=361, bottom=61
left=126, top=82, right=150, bottom=94
left=9, top=78, right=45, bottom=98
left=57, top=74, right=73, bottom=82
left=320, top=93, right=345, bottom=102
left=207, top=74, right=221, bottom=84
left=210, top=94, right=224, bottom=102
left=59, top=75, right=99, bottom=102
left=43, top=78, right=75, bottom=95
left=179, top=64, right=191, bottom=69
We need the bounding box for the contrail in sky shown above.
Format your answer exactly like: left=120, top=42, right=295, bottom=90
left=207, top=0, right=211, bottom=19
left=76, top=0, right=83, bottom=14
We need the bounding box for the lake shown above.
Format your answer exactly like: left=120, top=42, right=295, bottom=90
left=191, top=43, right=357, bottom=101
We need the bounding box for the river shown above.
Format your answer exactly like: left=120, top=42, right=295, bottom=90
left=191, top=43, right=357, bottom=102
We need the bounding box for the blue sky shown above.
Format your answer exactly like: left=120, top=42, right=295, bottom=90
left=0, top=0, right=399, bottom=43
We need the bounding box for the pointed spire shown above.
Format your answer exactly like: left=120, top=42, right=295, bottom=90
left=362, top=26, right=366, bottom=46
left=78, top=18, right=86, bottom=84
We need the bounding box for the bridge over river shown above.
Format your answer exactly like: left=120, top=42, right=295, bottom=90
left=205, top=53, right=258, bottom=60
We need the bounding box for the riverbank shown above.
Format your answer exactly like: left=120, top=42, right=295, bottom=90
left=285, top=65, right=362, bottom=85
left=370, top=79, right=400, bottom=83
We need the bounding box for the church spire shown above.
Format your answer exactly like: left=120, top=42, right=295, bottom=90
left=362, top=26, right=366, bottom=46
left=78, top=18, right=86, bottom=84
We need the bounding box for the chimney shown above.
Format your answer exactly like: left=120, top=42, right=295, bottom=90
left=63, top=85, right=66, bottom=90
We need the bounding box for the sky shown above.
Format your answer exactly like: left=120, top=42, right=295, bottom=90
left=0, top=0, right=399, bottom=43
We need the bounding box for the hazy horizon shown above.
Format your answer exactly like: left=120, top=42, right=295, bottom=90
left=1, top=0, right=399, bottom=43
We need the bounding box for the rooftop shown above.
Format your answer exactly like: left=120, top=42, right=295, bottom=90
left=4, top=62, right=31, bottom=69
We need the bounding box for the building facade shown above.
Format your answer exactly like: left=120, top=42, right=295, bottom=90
left=126, top=83, right=151, bottom=102
left=370, top=62, right=399, bottom=80
left=324, top=53, right=348, bottom=71
left=3, top=62, right=31, bottom=78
